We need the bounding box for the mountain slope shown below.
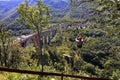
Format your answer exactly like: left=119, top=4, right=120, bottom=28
left=0, top=0, right=70, bottom=36
left=0, top=0, right=69, bottom=21
left=0, top=0, right=23, bottom=20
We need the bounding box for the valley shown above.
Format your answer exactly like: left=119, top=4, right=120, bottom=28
left=0, top=0, right=120, bottom=80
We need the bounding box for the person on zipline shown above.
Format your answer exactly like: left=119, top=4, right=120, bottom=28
left=75, top=35, right=84, bottom=48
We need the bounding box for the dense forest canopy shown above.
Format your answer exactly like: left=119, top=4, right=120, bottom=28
left=0, top=0, right=120, bottom=80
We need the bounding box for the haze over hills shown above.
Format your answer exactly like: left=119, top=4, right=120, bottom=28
left=0, top=0, right=69, bottom=21
left=0, top=0, right=70, bottom=35
left=0, top=0, right=22, bottom=20
left=0, top=0, right=92, bottom=35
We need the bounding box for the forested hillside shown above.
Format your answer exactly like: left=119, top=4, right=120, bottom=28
left=0, top=0, right=120, bottom=80
left=0, top=0, right=70, bottom=36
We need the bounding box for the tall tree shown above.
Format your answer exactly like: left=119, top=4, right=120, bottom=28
left=0, top=24, right=11, bottom=67
left=17, top=0, right=50, bottom=69
left=0, top=24, right=24, bottom=68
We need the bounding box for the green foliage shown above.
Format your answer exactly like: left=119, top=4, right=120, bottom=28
left=17, top=0, right=51, bottom=66
left=0, top=0, right=120, bottom=80
left=91, top=0, right=120, bottom=27
left=46, top=24, right=120, bottom=79
left=0, top=24, right=11, bottom=67
left=0, top=24, right=119, bottom=80
left=17, top=0, right=50, bottom=30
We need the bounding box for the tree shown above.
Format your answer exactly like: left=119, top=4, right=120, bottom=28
left=17, top=0, right=50, bottom=69
left=0, top=24, right=25, bottom=68
left=90, top=0, right=120, bottom=27
left=0, top=24, right=11, bottom=67
left=70, top=0, right=120, bottom=27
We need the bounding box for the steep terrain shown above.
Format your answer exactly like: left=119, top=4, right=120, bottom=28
left=0, top=0, right=22, bottom=20
left=0, top=0, right=69, bottom=21
left=0, top=0, right=70, bottom=36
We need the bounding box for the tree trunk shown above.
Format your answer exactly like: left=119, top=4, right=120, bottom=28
left=36, top=26, right=43, bottom=71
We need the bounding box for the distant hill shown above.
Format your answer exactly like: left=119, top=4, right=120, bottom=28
left=0, top=0, right=69, bottom=21
left=0, top=0, right=70, bottom=36
left=0, top=0, right=93, bottom=36
left=43, top=0, right=69, bottom=9
left=0, top=0, right=23, bottom=20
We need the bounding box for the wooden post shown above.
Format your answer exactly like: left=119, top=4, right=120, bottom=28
left=61, top=72, right=63, bottom=80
